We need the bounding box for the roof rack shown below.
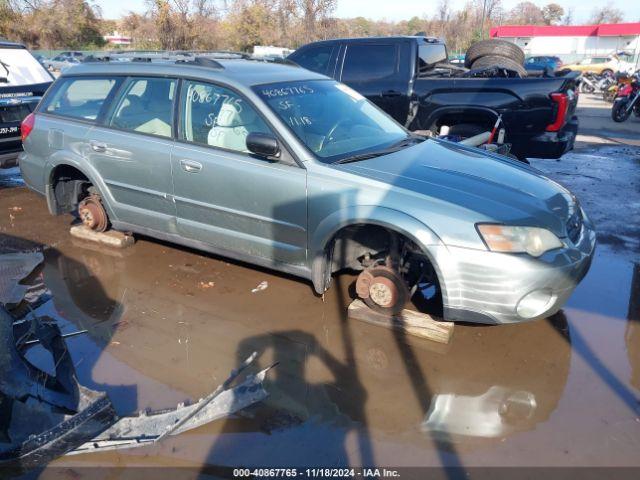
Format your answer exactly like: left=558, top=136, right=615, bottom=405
left=175, top=56, right=225, bottom=69
left=82, top=53, right=225, bottom=69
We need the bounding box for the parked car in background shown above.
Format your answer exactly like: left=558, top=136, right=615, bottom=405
left=0, top=40, right=53, bottom=168
left=19, top=57, right=594, bottom=324
left=43, top=54, right=82, bottom=72
left=289, top=36, right=580, bottom=160
left=564, top=55, right=620, bottom=76
left=525, top=56, right=562, bottom=73
left=58, top=50, right=84, bottom=59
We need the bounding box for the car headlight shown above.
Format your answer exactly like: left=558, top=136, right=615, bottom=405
left=476, top=224, right=563, bottom=257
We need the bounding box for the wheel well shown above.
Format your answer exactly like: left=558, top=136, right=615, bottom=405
left=324, top=224, right=442, bottom=306
left=429, top=111, right=497, bottom=136
left=50, top=165, right=92, bottom=214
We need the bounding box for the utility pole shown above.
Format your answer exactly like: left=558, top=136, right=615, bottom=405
left=480, top=0, right=488, bottom=39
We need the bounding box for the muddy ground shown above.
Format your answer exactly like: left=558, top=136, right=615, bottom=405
left=0, top=140, right=639, bottom=473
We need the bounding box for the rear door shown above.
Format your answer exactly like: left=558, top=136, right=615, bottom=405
left=23, top=75, right=119, bottom=191
left=171, top=80, right=307, bottom=267
left=337, top=41, right=412, bottom=124
left=86, top=76, right=177, bottom=232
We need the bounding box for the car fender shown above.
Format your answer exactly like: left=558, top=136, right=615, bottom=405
left=45, top=153, right=118, bottom=221
left=309, top=205, right=449, bottom=302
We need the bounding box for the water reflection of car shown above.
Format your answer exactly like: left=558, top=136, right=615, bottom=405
left=41, top=241, right=572, bottom=449
left=420, top=314, right=571, bottom=443
left=525, top=56, right=562, bottom=73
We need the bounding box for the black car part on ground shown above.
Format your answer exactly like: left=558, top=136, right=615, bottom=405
left=288, top=36, right=579, bottom=160
left=0, top=251, right=271, bottom=472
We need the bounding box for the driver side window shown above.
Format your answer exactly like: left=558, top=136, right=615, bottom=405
left=180, top=81, right=271, bottom=154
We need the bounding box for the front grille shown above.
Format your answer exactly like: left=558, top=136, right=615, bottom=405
left=566, top=208, right=583, bottom=244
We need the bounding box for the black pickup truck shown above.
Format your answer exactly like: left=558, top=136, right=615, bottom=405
left=0, top=40, right=53, bottom=168
left=289, top=36, right=580, bottom=159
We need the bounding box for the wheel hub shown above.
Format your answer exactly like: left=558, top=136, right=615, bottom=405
left=369, top=276, right=397, bottom=308
left=78, top=195, right=108, bottom=232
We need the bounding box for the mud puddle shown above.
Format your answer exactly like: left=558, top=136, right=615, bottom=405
left=1, top=154, right=639, bottom=468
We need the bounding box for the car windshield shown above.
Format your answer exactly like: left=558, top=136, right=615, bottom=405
left=254, top=80, right=410, bottom=163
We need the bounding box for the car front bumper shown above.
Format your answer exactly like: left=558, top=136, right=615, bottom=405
left=434, top=213, right=596, bottom=325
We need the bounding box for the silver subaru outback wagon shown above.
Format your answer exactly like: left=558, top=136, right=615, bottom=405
left=18, top=57, right=595, bottom=324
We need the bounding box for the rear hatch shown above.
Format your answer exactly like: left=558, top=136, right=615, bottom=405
left=1, top=42, right=53, bottom=157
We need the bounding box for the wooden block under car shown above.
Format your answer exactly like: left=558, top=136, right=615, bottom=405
left=347, top=299, right=454, bottom=344
left=70, top=225, right=135, bottom=249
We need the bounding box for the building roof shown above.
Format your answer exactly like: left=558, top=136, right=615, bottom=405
left=490, top=23, right=640, bottom=38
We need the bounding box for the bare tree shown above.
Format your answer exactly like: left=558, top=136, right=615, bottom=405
left=295, top=0, right=336, bottom=38
left=589, top=2, right=624, bottom=24
left=506, top=1, right=545, bottom=25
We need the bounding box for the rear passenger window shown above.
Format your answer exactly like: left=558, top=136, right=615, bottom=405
left=292, top=45, right=334, bottom=75
left=342, top=44, right=397, bottom=82
left=109, top=77, right=176, bottom=138
left=180, top=80, right=271, bottom=154
left=43, top=77, right=118, bottom=121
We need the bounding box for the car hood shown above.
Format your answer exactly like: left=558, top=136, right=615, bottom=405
left=335, top=139, right=575, bottom=237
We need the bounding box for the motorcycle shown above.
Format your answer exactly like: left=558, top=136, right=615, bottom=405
left=611, top=71, right=640, bottom=122
left=603, top=71, right=633, bottom=103
left=579, top=71, right=615, bottom=94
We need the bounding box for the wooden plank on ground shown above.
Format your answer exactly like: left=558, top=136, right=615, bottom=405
left=348, top=299, right=454, bottom=344
left=70, top=225, right=135, bottom=249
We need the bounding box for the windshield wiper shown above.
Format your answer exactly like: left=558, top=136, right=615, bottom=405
left=333, top=135, right=425, bottom=165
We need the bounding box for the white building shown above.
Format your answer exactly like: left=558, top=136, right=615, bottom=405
left=103, top=31, right=132, bottom=47
left=490, top=23, right=640, bottom=67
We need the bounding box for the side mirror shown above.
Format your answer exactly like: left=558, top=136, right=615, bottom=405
left=246, top=132, right=280, bottom=158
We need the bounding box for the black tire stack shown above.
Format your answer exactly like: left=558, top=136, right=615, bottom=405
left=464, top=40, right=527, bottom=77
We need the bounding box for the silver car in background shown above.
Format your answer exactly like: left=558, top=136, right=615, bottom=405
left=18, top=58, right=595, bottom=324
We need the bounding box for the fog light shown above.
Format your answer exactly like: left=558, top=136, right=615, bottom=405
left=516, top=289, right=554, bottom=319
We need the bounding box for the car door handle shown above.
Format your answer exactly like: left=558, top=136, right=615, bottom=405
left=90, top=140, right=107, bottom=153
left=382, top=90, right=402, bottom=97
left=180, top=159, right=203, bottom=173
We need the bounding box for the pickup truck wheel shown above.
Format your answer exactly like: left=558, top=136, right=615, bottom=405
left=471, top=55, right=527, bottom=77
left=465, top=40, right=525, bottom=68
left=356, top=266, right=410, bottom=315
left=78, top=194, right=109, bottom=232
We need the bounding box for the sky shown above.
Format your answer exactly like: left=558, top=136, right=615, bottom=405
left=95, top=0, right=640, bottom=24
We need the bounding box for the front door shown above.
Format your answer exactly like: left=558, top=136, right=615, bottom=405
left=171, top=80, right=307, bottom=267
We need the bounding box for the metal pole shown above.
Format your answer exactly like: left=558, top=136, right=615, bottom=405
left=481, top=0, right=488, bottom=39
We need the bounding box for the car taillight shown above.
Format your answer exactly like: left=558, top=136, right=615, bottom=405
left=20, top=113, right=36, bottom=142
left=546, top=93, right=568, bottom=132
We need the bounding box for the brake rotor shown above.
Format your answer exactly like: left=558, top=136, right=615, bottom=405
left=356, top=265, right=410, bottom=315
left=78, top=195, right=108, bottom=233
